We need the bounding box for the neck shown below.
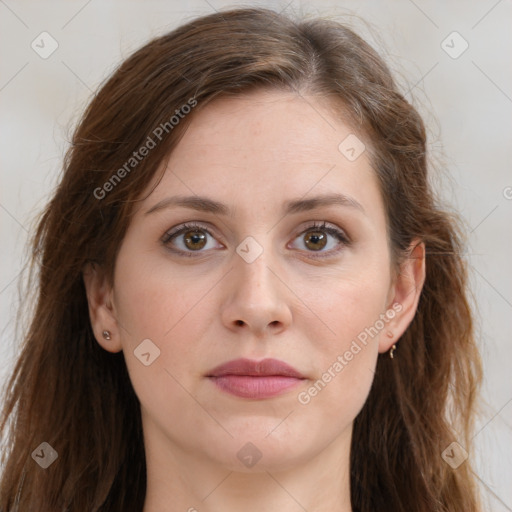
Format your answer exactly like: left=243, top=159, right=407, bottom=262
left=142, top=419, right=354, bottom=512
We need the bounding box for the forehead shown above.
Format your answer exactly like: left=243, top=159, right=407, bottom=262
left=174, top=89, right=358, bottom=162
left=137, top=89, right=385, bottom=224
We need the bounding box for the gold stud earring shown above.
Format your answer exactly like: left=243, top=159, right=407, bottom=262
left=389, top=344, right=397, bottom=359
left=102, top=330, right=111, bottom=340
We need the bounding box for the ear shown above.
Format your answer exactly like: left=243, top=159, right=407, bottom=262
left=82, top=262, right=122, bottom=353
left=379, top=239, right=426, bottom=353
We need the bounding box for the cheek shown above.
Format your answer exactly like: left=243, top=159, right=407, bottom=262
left=112, top=251, right=213, bottom=426
left=113, top=245, right=208, bottom=343
left=298, top=268, right=390, bottom=414
left=111, top=246, right=216, bottom=401
left=301, top=254, right=391, bottom=348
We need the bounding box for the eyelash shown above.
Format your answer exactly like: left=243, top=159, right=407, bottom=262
left=161, top=221, right=351, bottom=259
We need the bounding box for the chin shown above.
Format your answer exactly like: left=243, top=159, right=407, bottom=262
left=205, top=429, right=316, bottom=473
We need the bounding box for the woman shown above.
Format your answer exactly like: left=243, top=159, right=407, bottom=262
left=0, top=7, right=483, bottom=511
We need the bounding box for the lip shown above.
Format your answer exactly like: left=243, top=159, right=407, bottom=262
left=206, top=358, right=306, bottom=399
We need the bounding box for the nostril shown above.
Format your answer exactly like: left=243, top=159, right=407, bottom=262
left=235, top=320, right=244, bottom=326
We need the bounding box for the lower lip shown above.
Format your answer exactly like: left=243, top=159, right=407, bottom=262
left=209, top=375, right=303, bottom=399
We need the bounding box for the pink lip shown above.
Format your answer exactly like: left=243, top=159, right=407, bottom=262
left=206, top=358, right=306, bottom=399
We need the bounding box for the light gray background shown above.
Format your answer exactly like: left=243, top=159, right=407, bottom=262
left=1, top=1, right=511, bottom=510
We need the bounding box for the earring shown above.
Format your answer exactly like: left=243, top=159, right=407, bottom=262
left=389, top=344, right=397, bottom=359
left=102, top=330, right=111, bottom=340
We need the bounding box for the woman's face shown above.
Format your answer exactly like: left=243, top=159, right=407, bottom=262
left=86, top=89, right=423, bottom=472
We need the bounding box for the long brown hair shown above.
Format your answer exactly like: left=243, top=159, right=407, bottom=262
left=0, top=7, right=483, bottom=511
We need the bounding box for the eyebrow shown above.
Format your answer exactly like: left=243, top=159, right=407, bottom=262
left=144, top=192, right=366, bottom=217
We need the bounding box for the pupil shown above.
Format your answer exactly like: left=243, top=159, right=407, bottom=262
left=185, top=230, right=206, bottom=250
left=306, top=231, right=326, bottom=250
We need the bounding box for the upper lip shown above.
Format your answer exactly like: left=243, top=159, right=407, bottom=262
left=207, top=358, right=305, bottom=379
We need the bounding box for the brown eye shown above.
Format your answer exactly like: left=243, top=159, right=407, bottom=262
left=162, top=223, right=223, bottom=255
left=303, top=230, right=327, bottom=251
left=290, top=222, right=350, bottom=258
left=183, top=229, right=207, bottom=250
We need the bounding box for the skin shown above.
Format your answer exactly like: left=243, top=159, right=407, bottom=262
left=83, top=89, right=425, bottom=512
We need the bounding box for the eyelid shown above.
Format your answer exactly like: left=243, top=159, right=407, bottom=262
left=161, top=221, right=219, bottom=245
left=294, top=220, right=350, bottom=243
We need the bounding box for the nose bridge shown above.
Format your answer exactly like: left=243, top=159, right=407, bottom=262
left=233, top=238, right=277, bottom=303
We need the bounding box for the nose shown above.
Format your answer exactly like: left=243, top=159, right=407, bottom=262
left=220, top=247, right=292, bottom=337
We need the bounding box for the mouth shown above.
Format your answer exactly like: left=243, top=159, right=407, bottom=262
left=206, top=358, right=306, bottom=399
